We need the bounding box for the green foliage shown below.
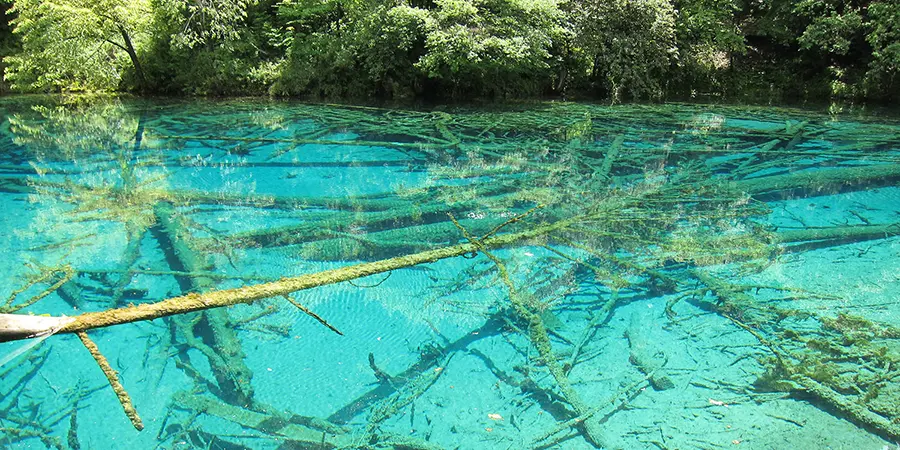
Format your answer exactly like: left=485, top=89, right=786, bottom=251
left=271, top=0, right=362, bottom=97
left=276, top=0, right=347, bottom=34
left=797, top=8, right=863, bottom=55
left=416, top=0, right=566, bottom=97
left=276, top=1, right=432, bottom=98
left=0, top=1, right=19, bottom=59
left=739, top=0, right=899, bottom=101
left=676, top=0, right=743, bottom=52
left=275, top=0, right=565, bottom=99
left=1, top=0, right=898, bottom=101
left=359, top=5, right=430, bottom=97
left=865, top=1, right=900, bottom=96
left=141, top=0, right=280, bottom=95
left=155, top=0, right=253, bottom=50
left=567, top=0, right=677, bottom=100
left=670, top=0, right=744, bottom=95
left=4, top=0, right=151, bottom=92
left=793, top=0, right=900, bottom=99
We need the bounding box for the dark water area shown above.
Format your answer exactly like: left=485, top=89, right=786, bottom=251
left=1, top=95, right=899, bottom=449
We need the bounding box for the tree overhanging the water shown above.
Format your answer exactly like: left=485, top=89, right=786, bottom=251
left=0, top=0, right=897, bottom=103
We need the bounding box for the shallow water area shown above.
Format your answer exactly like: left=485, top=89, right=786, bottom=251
left=1, top=96, right=899, bottom=449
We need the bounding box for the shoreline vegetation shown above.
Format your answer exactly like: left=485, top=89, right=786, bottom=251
left=0, top=0, right=897, bottom=104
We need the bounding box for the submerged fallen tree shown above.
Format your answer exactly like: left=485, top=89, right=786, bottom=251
left=3, top=206, right=573, bottom=338
left=1, top=188, right=896, bottom=442
left=692, top=270, right=900, bottom=443
left=2, top=213, right=898, bottom=438
left=4, top=100, right=900, bottom=449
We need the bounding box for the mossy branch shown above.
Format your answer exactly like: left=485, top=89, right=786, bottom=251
left=76, top=331, right=143, bottom=431
left=283, top=295, right=343, bottom=336
left=694, top=270, right=900, bottom=442
left=0, top=213, right=577, bottom=338
left=1, top=266, right=74, bottom=314
left=448, top=212, right=606, bottom=448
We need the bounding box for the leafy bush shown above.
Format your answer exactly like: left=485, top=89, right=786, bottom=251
left=566, top=0, right=677, bottom=100
left=416, top=0, right=566, bottom=98
left=4, top=0, right=151, bottom=92
left=2, top=0, right=897, bottom=101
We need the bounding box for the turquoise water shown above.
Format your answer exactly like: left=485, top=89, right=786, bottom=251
left=1, top=96, right=899, bottom=449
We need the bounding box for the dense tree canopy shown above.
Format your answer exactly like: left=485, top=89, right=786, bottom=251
left=0, top=0, right=897, bottom=102
left=4, top=0, right=151, bottom=91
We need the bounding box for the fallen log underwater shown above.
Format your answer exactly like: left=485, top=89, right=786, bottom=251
left=3, top=153, right=900, bottom=410
left=692, top=271, right=900, bottom=443
left=5, top=209, right=580, bottom=337
left=18, top=172, right=894, bottom=340
left=2, top=213, right=898, bottom=440
left=191, top=161, right=900, bottom=264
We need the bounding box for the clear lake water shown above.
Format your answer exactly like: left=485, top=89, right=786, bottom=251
left=1, top=96, right=899, bottom=449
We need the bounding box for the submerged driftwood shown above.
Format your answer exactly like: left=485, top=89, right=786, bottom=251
left=50, top=213, right=576, bottom=334
left=693, top=271, right=900, bottom=442
left=152, top=200, right=255, bottom=406
left=2, top=218, right=894, bottom=339
left=5, top=100, right=900, bottom=449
